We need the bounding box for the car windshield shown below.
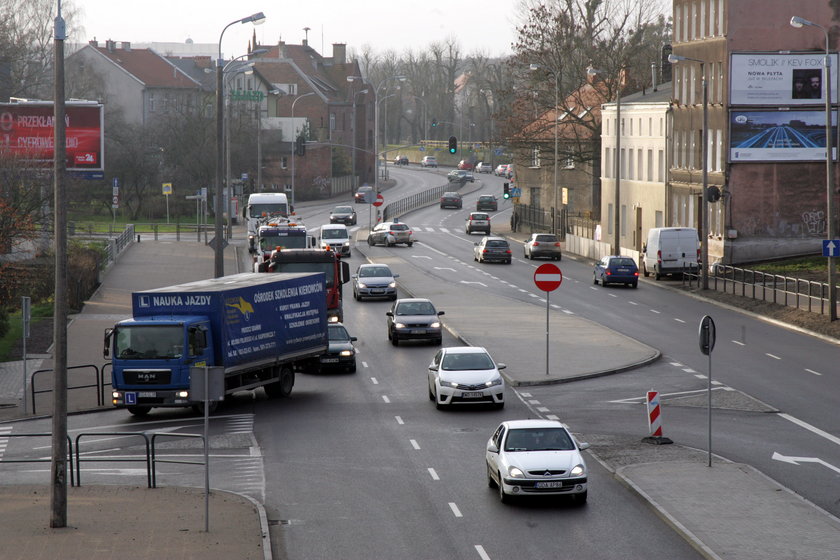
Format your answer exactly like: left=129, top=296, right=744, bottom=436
left=395, top=301, right=436, bottom=316
left=328, top=324, right=351, bottom=342
left=322, top=229, right=347, bottom=239
left=486, top=240, right=509, bottom=248
left=333, top=206, right=352, bottom=214
left=504, top=428, right=575, bottom=452
left=611, top=258, right=636, bottom=267
left=441, top=351, right=494, bottom=371
left=359, top=266, right=391, bottom=278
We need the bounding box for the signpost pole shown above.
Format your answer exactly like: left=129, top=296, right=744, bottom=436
left=545, top=291, right=550, bottom=376
left=533, top=263, right=563, bottom=377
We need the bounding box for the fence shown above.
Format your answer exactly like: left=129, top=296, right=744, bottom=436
left=381, top=182, right=457, bottom=222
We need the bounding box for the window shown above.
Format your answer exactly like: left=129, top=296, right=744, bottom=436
left=638, top=149, right=643, bottom=181
left=280, top=156, right=288, bottom=170
left=647, top=149, right=653, bottom=181
left=330, top=113, right=336, bottom=131
left=531, top=146, right=541, bottom=168
left=607, top=203, right=614, bottom=235
left=604, top=147, right=611, bottom=179
left=700, top=0, right=706, bottom=37
left=628, top=149, right=634, bottom=180
left=620, top=204, right=627, bottom=237
left=620, top=148, right=626, bottom=179
left=657, top=149, right=664, bottom=182
left=630, top=118, right=634, bottom=136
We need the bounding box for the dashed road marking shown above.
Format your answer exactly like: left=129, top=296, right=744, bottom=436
left=449, top=502, right=463, bottom=518
left=410, top=439, right=420, bottom=450
left=428, top=468, right=439, bottom=480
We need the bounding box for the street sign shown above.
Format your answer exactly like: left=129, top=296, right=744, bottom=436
left=699, top=315, right=716, bottom=355
left=372, top=193, right=384, bottom=207
left=534, top=263, right=563, bottom=292
left=823, top=239, right=840, bottom=257
left=162, top=182, right=172, bottom=195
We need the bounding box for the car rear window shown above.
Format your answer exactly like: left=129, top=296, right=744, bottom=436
left=471, top=214, right=488, bottom=220
left=391, top=224, right=409, bottom=231
left=479, top=196, right=494, bottom=201
left=611, top=258, right=636, bottom=267
left=486, top=240, right=509, bottom=248
left=535, top=235, right=557, bottom=242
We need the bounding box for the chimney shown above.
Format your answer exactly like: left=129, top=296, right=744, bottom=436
left=105, top=39, right=116, bottom=52
left=89, top=38, right=98, bottom=47
left=121, top=41, right=131, bottom=51
left=332, top=43, right=346, bottom=65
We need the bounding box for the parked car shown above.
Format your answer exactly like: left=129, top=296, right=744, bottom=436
left=440, top=192, right=463, bottom=209
left=505, top=164, right=514, bottom=179
left=458, top=160, right=475, bottom=171
left=329, top=205, right=357, bottom=225
left=524, top=233, right=562, bottom=261
left=352, top=263, right=399, bottom=301
left=494, top=164, right=509, bottom=176
left=394, top=155, right=409, bottom=166
left=354, top=185, right=374, bottom=204
left=594, top=255, right=639, bottom=288
left=486, top=419, right=589, bottom=504
left=447, top=169, right=474, bottom=183
left=427, top=346, right=505, bottom=409
left=367, top=221, right=414, bottom=247
left=473, top=236, right=512, bottom=264
left=475, top=162, right=493, bottom=173
left=317, top=322, right=357, bottom=373
left=319, top=223, right=351, bottom=257
left=465, top=212, right=491, bottom=235
left=421, top=156, right=438, bottom=168
left=476, top=195, right=498, bottom=211
left=386, top=298, right=444, bottom=346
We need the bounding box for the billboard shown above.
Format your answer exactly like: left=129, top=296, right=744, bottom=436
left=730, top=52, right=839, bottom=106
left=729, top=109, right=837, bottom=162
left=0, top=101, right=104, bottom=171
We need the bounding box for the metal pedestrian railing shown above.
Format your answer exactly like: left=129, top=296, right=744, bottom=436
left=30, top=363, right=109, bottom=415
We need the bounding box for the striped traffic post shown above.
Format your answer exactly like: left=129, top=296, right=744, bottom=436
left=643, top=390, right=673, bottom=444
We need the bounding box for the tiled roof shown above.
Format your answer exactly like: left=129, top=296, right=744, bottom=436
left=92, top=44, right=200, bottom=89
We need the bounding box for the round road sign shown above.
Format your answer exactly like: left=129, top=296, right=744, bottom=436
left=372, top=193, right=384, bottom=207
left=534, top=263, right=562, bottom=292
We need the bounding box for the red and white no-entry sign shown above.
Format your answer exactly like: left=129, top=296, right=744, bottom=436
left=372, top=193, right=384, bottom=207
left=534, top=263, right=563, bottom=292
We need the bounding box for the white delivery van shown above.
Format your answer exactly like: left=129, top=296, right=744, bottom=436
left=319, top=223, right=351, bottom=258
left=245, top=192, right=290, bottom=236
left=642, top=227, right=700, bottom=280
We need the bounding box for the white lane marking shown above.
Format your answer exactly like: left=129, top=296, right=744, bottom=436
left=461, top=281, right=487, bottom=286
left=545, top=414, right=559, bottom=421
left=395, top=416, right=404, bottom=425
left=382, top=395, right=390, bottom=403
left=650, top=309, right=660, bottom=314
left=520, top=392, right=532, bottom=398
left=428, top=468, right=440, bottom=480
left=732, top=340, right=745, bottom=346
left=711, top=380, right=724, bottom=386
left=410, top=439, right=421, bottom=450
left=694, top=374, right=707, bottom=380
left=449, top=502, right=463, bottom=518
left=563, top=309, right=575, bottom=315
left=536, top=407, right=550, bottom=413
left=518, top=288, right=527, bottom=293
left=370, top=377, right=378, bottom=384
left=674, top=318, right=686, bottom=323
left=805, top=368, right=823, bottom=376
left=671, top=361, right=684, bottom=367
left=766, top=353, right=781, bottom=360
left=362, top=361, right=369, bottom=368
left=609, top=293, right=618, bottom=298
left=434, top=267, right=456, bottom=271
left=629, top=301, right=638, bottom=306
left=475, top=545, right=491, bottom=560
left=528, top=400, right=540, bottom=405
left=780, top=413, right=840, bottom=446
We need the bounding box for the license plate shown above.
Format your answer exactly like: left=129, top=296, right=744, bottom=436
left=321, top=358, right=339, bottom=363
left=535, top=481, right=565, bottom=489
left=461, top=391, right=484, bottom=398
left=138, top=391, right=157, bottom=397
left=411, top=329, right=427, bottom=334
left=371, top=290, right=384, bottom=294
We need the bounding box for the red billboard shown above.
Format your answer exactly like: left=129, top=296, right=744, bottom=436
left=0, top=101, right=104, bottom=171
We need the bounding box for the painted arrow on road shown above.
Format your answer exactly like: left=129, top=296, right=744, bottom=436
left=772, top=452, right=840, bottom=475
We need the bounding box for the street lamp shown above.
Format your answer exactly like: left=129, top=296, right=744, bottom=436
left=668, top=54, right=710, bottom=290
left=531, top=64, right=561, bottom=235
left=410, top=95, right=427, bottom=144
left=349, top=86, right=369, bottom=188
left=791, top=15, right=837, bottom=320
left=291, top=91, right=316, bottom=208
left=215, top=11, right=266, bottom=278
left=371, top=75, right=406, bottom=191
left=588, top=66, right=622, bottom=253
left=379, top=91, right=400, bottom=182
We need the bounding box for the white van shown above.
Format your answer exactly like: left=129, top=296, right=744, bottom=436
left=642, top=227, right=700, bottom=280
left=320, top=224, right=351, bottom=258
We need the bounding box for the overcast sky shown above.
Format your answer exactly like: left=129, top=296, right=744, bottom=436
left=74, top=0, right=518, bottom=59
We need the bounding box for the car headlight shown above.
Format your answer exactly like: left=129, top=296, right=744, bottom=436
left=442, top=380, right=459, bottom=388
left=394, top=322, right=406, bottom=329
left=328, top=315, right=339, bottom=323
left=485, top=377, right=503, bottom=387
left=343, top=242, right=350, bottom=247
left=508, top=466, right=525, bottom=478
left=430, top=321, right=441, bottom=328
left=357, top=282, right=368, bottom=289
left=388, top=281, right=396, bottom=288
left=570, top=464, right=586, bottom=477
left=339, top=349, right=354, bottom=357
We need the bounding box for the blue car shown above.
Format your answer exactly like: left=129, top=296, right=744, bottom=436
left=594, top=256, right=639, bottom=288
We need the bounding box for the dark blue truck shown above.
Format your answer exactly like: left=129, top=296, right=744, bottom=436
left=105, top=272, right=328, bottom=416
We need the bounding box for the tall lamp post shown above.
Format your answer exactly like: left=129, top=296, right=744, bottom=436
left=291, top=92, right=316, bottom=208
left=531, top=64, right=561, bottom=235
left=347, top=83, right=369, bottom=188
left=588, top=66, right=623, bottom=254
left=791, top=15, right=837, bottom=320
left=215, top=11, right=265, bottom=278
left=371, top=75, right=406, bottom=191
left=668, top=54, right=710, bottom=290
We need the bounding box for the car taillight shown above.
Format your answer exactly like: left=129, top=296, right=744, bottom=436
left=606, top=271, right=612, bottom=276
left=657, top=249, right=662, bottom=262
left=634, top=272, right=639, bottom=277
left=505, top=249, right=512, bottom=254
left=554, top=243, right=561, bottom=247
left=533, top=241, right=540, bottom=246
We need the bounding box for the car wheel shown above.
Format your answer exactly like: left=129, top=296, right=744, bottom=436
left=127, top=406, right=151, bottom=417
left=367, top=236, right=374, bottom=246
left=391, top=334, right=398, bottom=346
left=353, top=290, right=359, bottom=301
left=348, top=362, right=357, bottom=373
left=572, top=491, right=588, bottom=505
left=407, top=242, right=413, bottom=247
left=506, top=259, right=511, bottom=264
left=435, top=390, right=445, bottom=410
left=487, top=464, right=498, bottom=488
left=524, top=250, right=529, bottom=259
left=390, top=294, right=397, bottom=301
left=642, top=263, right=650, bottom=277
left=498, top=472, right=509, bottom=503
left=655, top=270, right=662, bottom=280
left=556, top=255, right=562, bottom=261
left=433, top=338, right=442, bottom=345
left=632, top=282, right=638, bottom=289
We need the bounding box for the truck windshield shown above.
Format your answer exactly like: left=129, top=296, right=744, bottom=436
left=260, top=234, right=308, bottom=251
left=115, top=325, right=185, bottom=359
left=250, top=203, right=288, bottom=219
left=271, top=262, right=333, bottom=289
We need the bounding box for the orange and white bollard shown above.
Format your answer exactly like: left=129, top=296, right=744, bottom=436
left=643, top=390, right=673, bottom=445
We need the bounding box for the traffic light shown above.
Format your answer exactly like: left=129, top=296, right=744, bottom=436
left=503, top=182, right=510, bottom=199
left=448, top=136, right=457, bottom=154
left=431, top=118, right=438, bottom=128
left=295, top=136, right=305, bottom=156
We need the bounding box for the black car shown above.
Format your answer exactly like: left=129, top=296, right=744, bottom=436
left=476, top=195, right=498, bottom=211
left=386, top=298, right=444, bottom=346
left=354, top=186, right=374, bottom=204
left=317, top=323, right=357, bottom=373
left=329, top=205, right=357, bottom=225
left=394, top=155, right=409, bottom=166
left=440, top=192, right=463, bottom=209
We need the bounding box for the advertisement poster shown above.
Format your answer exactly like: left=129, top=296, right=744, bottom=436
left=729, top=109, right=837, bottom=162
left=0, top=102, right=104, bottom=170
left=730, top=52, right=839, bottom=106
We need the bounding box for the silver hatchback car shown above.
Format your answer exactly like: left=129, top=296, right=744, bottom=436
left=524, top=233, right=562, bottom=261
left=352, top=263, right=399, bottom=300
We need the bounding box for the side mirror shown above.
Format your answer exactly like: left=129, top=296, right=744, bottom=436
left=428, top=364, right=439, bottom=372
left=103, top=328, right=113, bottom=359
left=386, top=311, right=394, bottom=317
left=437, top=311, right=445, bottom=316
left=393, top=274, right=400, bottom=278
left=577, top=441, right=590, bottom=451
left=486, top=442, right=499, bottom=454
left=497, top=363, right=507, bottom=370
left=350, top=336, right=358, bottom=342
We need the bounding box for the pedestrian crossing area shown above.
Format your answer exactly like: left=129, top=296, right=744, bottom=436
left=0, top=425, right=10, bottom=460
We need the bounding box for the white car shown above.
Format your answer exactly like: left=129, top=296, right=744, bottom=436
left=486, top=419, right=589, bottom=504
left=421, top=156, right=438, bottom=168
left=475, top=161, right=493, bottom=173
left=427, top=346, right=505, bottom=409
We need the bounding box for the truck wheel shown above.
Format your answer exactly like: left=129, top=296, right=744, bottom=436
left=127, top=406, right=151, bottom=417
left=265, top=367, right=295, bottom=398
left=192, top=401, right=218, bottom=415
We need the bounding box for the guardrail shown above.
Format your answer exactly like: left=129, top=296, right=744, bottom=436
left=150, top=432, right=206, bottom=488
left=0, top=433, right=75, bottom=486
left=30, top=363, right=108, bottom=415
left=382, top=181, right=473, bottom=223
left=74, top=431, right=152, bottom=487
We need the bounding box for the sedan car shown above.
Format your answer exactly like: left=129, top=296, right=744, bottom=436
left=473, top=236, right=512, bottom=264
left=427, top=346, right=505, bottom=409
left=354, top=185, right=374, bottom=204
left=458, top=160, right=475, bottom=171
left=394, top=155, right=409, bottom=166
left=317, top=322, right=357, bottom=373
left=447, top=169, right=475, bottom=183
left=465, top=212, right=491, bottom=235
left=352, top=263, right=399, bottom=301
left=367, top=221, right=414, bottom=247
left=440, top=192, right=463, bottom=209
left=494, top=164, right=509, bottom=176
left=476, top=195, right=498, bottom=211
left=386, top=298, right=444, bottom=346
left=486, top=419, right=589, bottom=504
left=421, top=156, right=438, bottom=168
left=524, top=233, right=562, bottom=261
left=594, top=255, right=639, bottom=288
left=475, top=162, right=493, bottom=173
left=329, top=205, right=357, bottom=225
